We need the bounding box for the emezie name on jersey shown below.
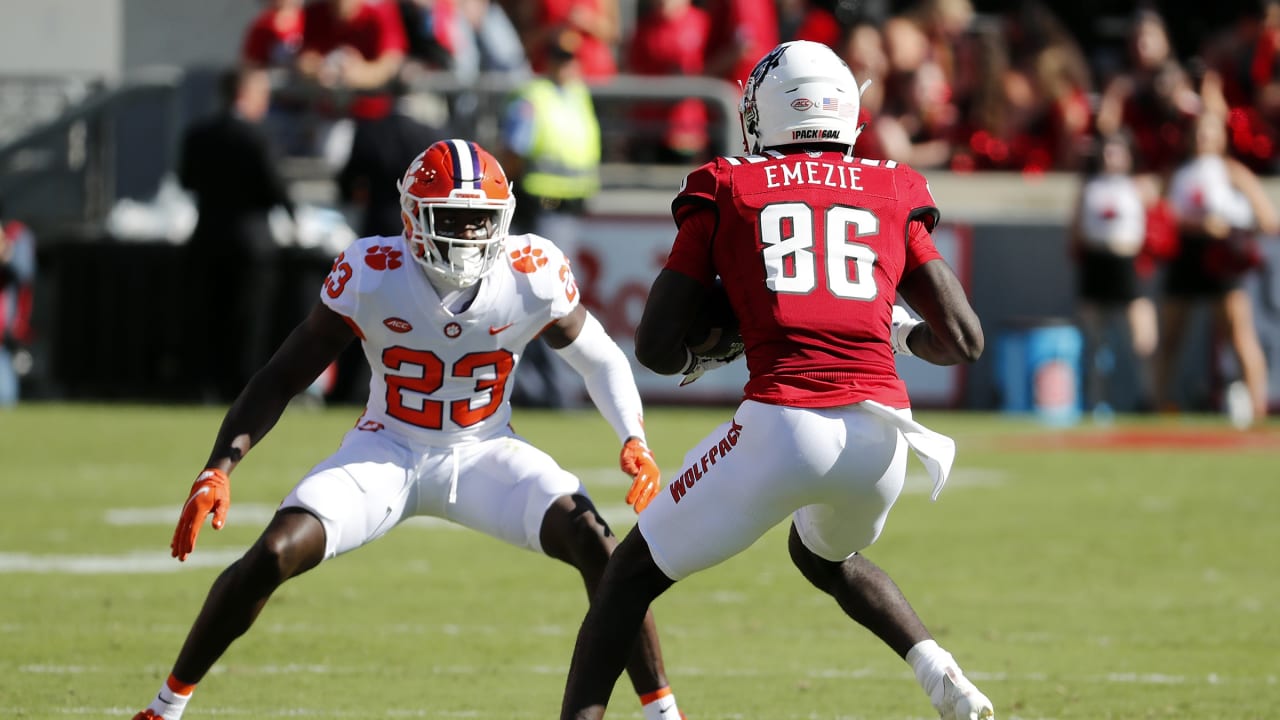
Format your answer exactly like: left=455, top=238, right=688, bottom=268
left=763, top=159, right=864, bottom=190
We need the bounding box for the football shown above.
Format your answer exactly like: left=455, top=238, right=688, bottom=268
left=684, top=280, right=742, bottom=358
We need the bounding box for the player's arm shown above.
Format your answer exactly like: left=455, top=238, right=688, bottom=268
left=544, top=304, right=660, bottom=512
left=204, top=302, right=355, bottom=471
left=171, top=303, right=355, bottom=560
left=635, top=269, right=707, bottom=375
left=1225, top=156, right=1280, bottom=234
left=896, top=258, right=984, bottom=366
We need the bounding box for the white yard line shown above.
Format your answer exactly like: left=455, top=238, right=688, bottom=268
left=0, top=468, right=1004, bottom=574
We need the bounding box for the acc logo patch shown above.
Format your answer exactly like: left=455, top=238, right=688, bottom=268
left=383, top=317, right=413, bottom=333
left=790, top=98, right=814, bottom=110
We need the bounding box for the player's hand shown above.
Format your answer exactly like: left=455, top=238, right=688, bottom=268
left=679, top=342, right=745, bottom=386
left=171, top=468, right=230, bottom=561
left=620, top=438, right=661, bottom=513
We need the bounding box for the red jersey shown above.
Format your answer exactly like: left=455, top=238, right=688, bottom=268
left=792, top=8, right=841, bottom=50
left=665, top=150, right=943, bottom=408
left=627, top=5, right=708, bottom=76
left=302, top=0, right=407, bottom=119
left=703, top=0, right=779, bottom=86
left=534, top=0, right=618, bottom=80
left=241, top=7, right=304, bottom=68
left=626, top=5, right=711, bottom=152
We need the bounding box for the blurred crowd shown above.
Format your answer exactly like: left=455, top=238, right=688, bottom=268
left=236, top=0, right=1280, bottom=173
left=214, top=0, right=1280, bottom=420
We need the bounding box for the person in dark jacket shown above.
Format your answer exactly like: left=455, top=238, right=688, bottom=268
left=178, top=67, right=294, bottom=402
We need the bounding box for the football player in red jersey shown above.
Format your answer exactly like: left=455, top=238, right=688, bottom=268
left=132, top=140, right=685, bottom=720
left=560, top=41, right=993, bottom=720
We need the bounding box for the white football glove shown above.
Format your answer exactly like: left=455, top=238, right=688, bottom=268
left=891, top=305, right=922, bottom=357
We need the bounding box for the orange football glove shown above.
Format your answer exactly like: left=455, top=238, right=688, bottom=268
left=620, top=438, right=661, bottom=513
left=171, top=468, right=230, bottom=561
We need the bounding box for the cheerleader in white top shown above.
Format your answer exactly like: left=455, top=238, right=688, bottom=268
left=1156, top=112, right=1279, bottom=425
left=1069, top=131, right=1159, bottom=412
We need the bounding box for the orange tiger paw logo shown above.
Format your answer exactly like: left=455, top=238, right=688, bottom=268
left=509, top=245, right=548, bottom=274
left=365, top=245, right=404, bottom=271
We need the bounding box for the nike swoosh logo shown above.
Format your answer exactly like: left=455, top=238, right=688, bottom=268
left=181, top=486, right=211, bottom=513
left=489, top=323, right=515, bottom=335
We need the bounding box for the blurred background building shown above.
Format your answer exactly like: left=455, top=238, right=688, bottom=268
left=2, top=0, right=1278, bottom=420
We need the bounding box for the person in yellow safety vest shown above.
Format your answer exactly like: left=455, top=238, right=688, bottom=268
left=500, top=27, right=601, bottom=234
left=499, top=27, right=601, bottom=408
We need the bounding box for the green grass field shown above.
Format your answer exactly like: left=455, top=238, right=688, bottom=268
left=1, top=403, right=1277, bottom=719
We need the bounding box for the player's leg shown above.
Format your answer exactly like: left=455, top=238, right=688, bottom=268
left=539, top=493, right=682, bottom=719
left=443, top=433, right=684, bottom=719
left=788, top=405, right=992, bottom=720
left=1126, top=296, right=1159, bottom=410
left=562, top=401, right=811, bottom=719
left=789, top=532, right=991, bottom=719
left=135, top=510, right=328, bottom=720
left=1076, top=300, right=1109, bottom=411
left=136, top=429, right=415, bottom=720
left=790, top=530, right=928, bottom=652
left=177, top=510, right=326, bottom=675
left=560, top=527, right=674, bottom=720
left=1153, top=296, right=1191, bottom=412
left=1218, top=287, right=1268, bottom=422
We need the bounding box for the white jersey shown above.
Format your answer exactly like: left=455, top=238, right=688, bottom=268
left=1167, top=155, right=1255, bottom=230
left=1078, top=173, right=1146, bottom=256
left=320, top=232, right=579, bottom=446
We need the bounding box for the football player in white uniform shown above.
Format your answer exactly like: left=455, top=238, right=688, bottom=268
left=134, top=139, right=685, bottom=720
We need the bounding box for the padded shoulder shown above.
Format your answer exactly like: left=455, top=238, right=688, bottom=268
left=502, top=233, right=577, bottom=314
left=320, top=235, right=407, bottom=316
left=896, top=163, right=941, bottom=230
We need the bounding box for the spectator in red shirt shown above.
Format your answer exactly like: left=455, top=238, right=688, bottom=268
left=241, top=0, right=305, bottom=69
left=789, top=0, right=842, bottom=50
left=1199, top=1, right=1280, bottom=172
left=838, top=21, right=889, bottom=160
left=512, top=0, right=620, bottom=82
left=241, top=0, right=310, bottom=156
left=1005, top=2, right=1092, bottom=171
left=1096, top=9, right=1201, bottom=176
left=296, top=0, right=408, bottom=121
left=702, top=0, right=780, bottom=87
left=626, top=0, right=711, bottom=163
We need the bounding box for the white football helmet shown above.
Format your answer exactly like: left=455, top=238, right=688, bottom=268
left=739, top=40, right=866, bottom=154
left=397, top=139, right=515, bottom=288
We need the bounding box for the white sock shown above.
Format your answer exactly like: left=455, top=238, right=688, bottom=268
left=145, top=677, right=193, bottom=720
left=640, top=688, right=681, bottom=720
left=906, top=639, right=958, bottom=706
